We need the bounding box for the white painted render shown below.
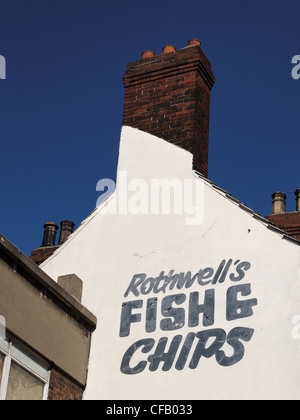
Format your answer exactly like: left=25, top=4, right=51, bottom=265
left=42, top=126, right=300, bottom=400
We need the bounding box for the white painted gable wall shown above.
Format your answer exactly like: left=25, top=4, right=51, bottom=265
left=42, top=127, right=300, bottom=400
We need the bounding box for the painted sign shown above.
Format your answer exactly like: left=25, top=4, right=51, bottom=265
left=119, top=259, right=258, bottom=375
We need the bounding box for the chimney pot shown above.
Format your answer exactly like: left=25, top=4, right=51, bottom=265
left=41, top=222, right=59, bottom=247
left=295, top=189, right=300, bottom=211
left=272, top=192, right=287, bottom=214
left=162, top=45, right=176, bottom=54
left=58, top=220, right=75, bottom=245
left=188, top=38, right=201, bottom=47
left=142, top=50, right=155, bottom=59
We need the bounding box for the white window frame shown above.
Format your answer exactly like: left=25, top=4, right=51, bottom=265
left=0, top=338, right=50, bottom=401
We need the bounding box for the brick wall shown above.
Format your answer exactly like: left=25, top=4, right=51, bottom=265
left=122, top=41, right=215, bottom=178
left=266, top=212, right=300, bottom=241
left=48, top=368, right=84, bottom=401
left=30, top=246, right=59, bottom=265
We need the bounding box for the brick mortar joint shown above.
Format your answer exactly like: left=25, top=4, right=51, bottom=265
left=126, top=45, right=212, bottom=68
left=124, top=61, right=215, bottom=89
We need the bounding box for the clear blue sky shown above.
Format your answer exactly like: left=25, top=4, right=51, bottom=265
left=0, top=0, right=299, bottom=256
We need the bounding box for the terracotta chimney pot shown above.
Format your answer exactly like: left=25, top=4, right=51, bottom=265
left=142, top=50, right=155, bottom=59
left=162, top=45, right=176, bottom=54
left=188, top=39, right=201, bottom=47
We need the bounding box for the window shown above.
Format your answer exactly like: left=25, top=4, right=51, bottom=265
left=0, top=338, right=50, bottom=400
left=0, top=353, right=4, bottom=380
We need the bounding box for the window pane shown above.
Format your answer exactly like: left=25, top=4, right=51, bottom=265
left=11, top=343, right=49, bottom=381
left=6, top=362, right=44, bottom=401
left=0, top=353, right=4, bottom=386
left=0, top=339, right=9, bottom=353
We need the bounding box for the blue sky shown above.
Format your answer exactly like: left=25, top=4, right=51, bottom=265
left=0, top=0, right=300, bottom=255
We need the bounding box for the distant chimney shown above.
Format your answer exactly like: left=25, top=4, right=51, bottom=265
left=271, top=192, right=286, bottom=215
left=295, top=189, right=300, bottom=212
left=31, top=220, right=75, bottom=265
left=122, top=39, right=215, bottom=178
left=58, top=220, right=75, bottom=245
left=267, top=190, right=300, bottom=241
left=41, top=222, right=59, bottom=247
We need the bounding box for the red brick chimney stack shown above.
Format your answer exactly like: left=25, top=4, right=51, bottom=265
left=122, top=39, right=215, bottom=177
